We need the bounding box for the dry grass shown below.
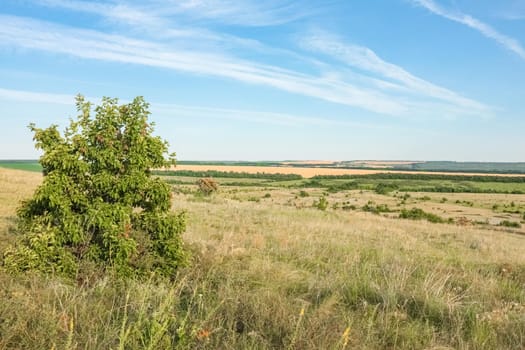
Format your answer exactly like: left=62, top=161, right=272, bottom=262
left=0, top=168, right=41, bottom=252
left=1, top=168, right=525, bottom=349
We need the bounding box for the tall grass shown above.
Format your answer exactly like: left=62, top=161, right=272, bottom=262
left=1, top=168, right=525, bottom=349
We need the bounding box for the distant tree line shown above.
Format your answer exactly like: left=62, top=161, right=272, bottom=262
left=154, top=170, right=303, bottom=181
left=311, top=173, right=525, bottom=183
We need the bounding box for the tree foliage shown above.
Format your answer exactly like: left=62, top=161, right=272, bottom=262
left=3, top=95, right=187, bottom=278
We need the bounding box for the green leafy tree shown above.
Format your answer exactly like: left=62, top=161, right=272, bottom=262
left=3, top=95, right=187, bottom=278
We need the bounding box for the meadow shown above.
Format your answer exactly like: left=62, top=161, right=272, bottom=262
left=0, top=160, right=42, bottom=172
left=1, top=167, right=525, bottom=349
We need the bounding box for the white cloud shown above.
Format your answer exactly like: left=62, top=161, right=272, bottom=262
left=151, top=103, right=380, bottom=128
left=0, top=86, right=382, bottom=128
left=159, top=0, right=309, bottom=26
left=36, top=0, right=313, bottom=27
left=300, top=31, right=489, bottom=112
left=0, top=87, right=73, bottom=105
left=0, top=6, right=492, bottom=119
left=0, top=15, right=410, bottom=115
left=412, top=0, right=525, bottom=60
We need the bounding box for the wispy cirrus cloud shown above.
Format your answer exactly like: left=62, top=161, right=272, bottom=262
left=412, top=0, right=525, bottom=60
left=300, top=31, right=488, bottom=112
left=0, top=87, right=73, bottom=105
left=0, top=86, right=381, bottom=128
left=36, top=0, right=314, bottom=27
left=0, top=14, right=409, bottom=115
left=160, top=0, right=315, bottom=26
left=0, top=1, right=492, bottom=120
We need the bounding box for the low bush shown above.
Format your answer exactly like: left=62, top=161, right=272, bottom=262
left=499, top=220, right=521, bottom=228
left=313, top=196, right=328, bottom=211
left=362, top=203, right=392, bottom=214
left=327, top=182, right=358, bottom=193
left=2, top=96, right=187, bottom=279
left=298, top=190, right=310, bottom=197
left=399, top=208, right=447, bottom=223
left=375, top=183, right=399, bottom=195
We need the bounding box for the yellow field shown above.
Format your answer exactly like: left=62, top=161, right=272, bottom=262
left=173, top=164, right=525, bottom=178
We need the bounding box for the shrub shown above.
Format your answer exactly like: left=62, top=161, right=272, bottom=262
left=2, top=96, right=187, bottom=279
left=196, top=177, right=219, bottom=196
left=327, top=182, right=358, bottom=193
left=298, top=190, right=309, bottom=197
left=375, top=183, right=399, bottom=195
left=313, top=196, right=328, bottom=211
left=362, top=203, right=391, bottom=214
left=399, top=208, right=446, bottom=223
left=153, top=169, right=302, bottom=181
left=498, top=220, right=521, bottom=228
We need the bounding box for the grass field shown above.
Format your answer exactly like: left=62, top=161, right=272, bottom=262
left=0, top=160, right=42, bottom=172
left=1, top=167, right=525, bottom=349
left=159, top=170, right=525, bottom=196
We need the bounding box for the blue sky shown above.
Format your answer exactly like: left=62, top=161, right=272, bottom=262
left=1, top=0, right=524, bottom=161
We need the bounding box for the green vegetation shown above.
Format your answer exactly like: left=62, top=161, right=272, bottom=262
left=2, top=96, right=186, bottom=278
left=153, top=172, right=525, bottom=194
left=303, top=177, right=525, bottom=194
left=176, top=160, right=283, bottom=167
left=374, top=182, right=399, bottom=194
left=326, top=181, right=359, bottom=193
left=399, top=161, right=525, bottom=173
left=0, top=160, right=42, bottom=172
left=1, top=170, right=525, bottom=349
left=154, top=169, right=302, bottom=181
left=3, top=156, right=525, bottom=348
left=313, top=196, right=328, bottom=211
left=362, top=202, right=392, bottom=214
left=498, top=220, right=521, bottom=228
left=399, top=208, right=449, bottom=223
left=312, top=173, right=525, bottom=183
left=148, top=167, right=525, bottom=195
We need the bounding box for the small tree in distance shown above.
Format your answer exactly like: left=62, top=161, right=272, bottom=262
left=3, top=95, right=187, bottom=278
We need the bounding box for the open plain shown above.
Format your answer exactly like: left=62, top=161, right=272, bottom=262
left=1, top=166, right=525, bottom=349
